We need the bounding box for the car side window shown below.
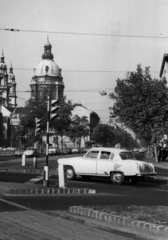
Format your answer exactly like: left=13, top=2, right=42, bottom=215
left=85, top=150, right=99, bottom=159
left=100, top=151, right=111, bottom=160
left=120, top=152, right=136, bottom=160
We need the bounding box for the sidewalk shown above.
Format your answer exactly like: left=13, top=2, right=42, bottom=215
left=142, top=152, right=168, bottom=169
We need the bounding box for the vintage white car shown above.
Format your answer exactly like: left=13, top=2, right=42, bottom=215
left=58, top=147, right=157, bottom=185
left=24, top=147, right=39, bottom=158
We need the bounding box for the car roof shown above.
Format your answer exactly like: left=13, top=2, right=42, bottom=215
left=89, top=147, right=128, bottom=153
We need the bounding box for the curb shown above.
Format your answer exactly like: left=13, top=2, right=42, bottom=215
left=5, top=168, right=58, bottom=176
left=69, top=206, right=168, bottom=237
left=143, top=176, right=168, bottom=185
left=9, top=188, right=96, bottom=195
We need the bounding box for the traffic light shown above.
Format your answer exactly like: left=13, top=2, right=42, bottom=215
left=35, top=118, right=42, bottom=133
left=50, top=99, right=59, bottom=120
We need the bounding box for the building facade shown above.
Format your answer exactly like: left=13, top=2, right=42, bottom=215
left=0, top=51, right=17, bottom=147
left=30, top=37, right=64, bottom=100
left=160, top=54, right=168, bottom=79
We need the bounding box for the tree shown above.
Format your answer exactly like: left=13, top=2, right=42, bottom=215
left=112, top=127, right=139, bottom=149
left=109, top=65, right=168, bottom=146
left=18, top=98, right=48, bottom=149
left=18, top=96, right=75, bottom=151
left=51, top=98, right=74, bottom=150
left=11, top=125, right=27, bottom=149
left=68, top=115, right=90, bottom=151
left=91, top=124, right=115, bottom=147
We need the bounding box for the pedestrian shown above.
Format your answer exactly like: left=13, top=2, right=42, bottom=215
left=157, top=145, right=162, bottom=162
left=161, top=145, right=167, bottom=162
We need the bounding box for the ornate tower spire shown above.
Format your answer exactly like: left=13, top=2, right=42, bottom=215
left=42, top=36, right=53, bottom=60
left=1, top=50, right=4, bottom=63
left=1, top=50, right=5, bottom=63
left=9, top=62, right=13, bottom=74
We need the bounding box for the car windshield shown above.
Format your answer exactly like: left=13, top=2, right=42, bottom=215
left=120, top=151, right=136, bottom=160
left=27, top=147, right=34, bottom=150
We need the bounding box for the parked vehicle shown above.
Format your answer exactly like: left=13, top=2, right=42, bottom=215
left=48, top=146, right=60, bottom=155
left=139, top=148, right=147, bottom=153
left=58, top=147, right=157, bottom=185
left=72, top=148, right=79, bottom=153
left=15, top=149, right=24, bottom=157
left=24, top=147, right=39, bottom=157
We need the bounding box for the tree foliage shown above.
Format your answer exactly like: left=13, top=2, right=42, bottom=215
left=91, top=123, right=138, bottom=148
left=91, top=124, right=115, bottom=147
left=109, top=65, right=168, bottom=143
left=14, top=96, right=75, bottom=149
left=112, top=128, right=139, bottom=149
left=68, top=115, right=90, bottom=150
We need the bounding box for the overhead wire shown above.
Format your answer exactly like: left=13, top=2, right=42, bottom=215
left=10, top=67, right=159, bottom=73
left=1, top=28, right=168, bottom=39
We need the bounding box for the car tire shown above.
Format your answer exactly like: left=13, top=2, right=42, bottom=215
left=111, top=172, right=125, bottom=185
left=81, top=175, right=91, bottom=180
left=129, top=176, right=139, bottom=184
left=66, top=167, right=76, bottom=180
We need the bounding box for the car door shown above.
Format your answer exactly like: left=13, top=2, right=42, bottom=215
left=96, top=150, right=114, bottom=176
left=77, top=150, right=99, bottom=175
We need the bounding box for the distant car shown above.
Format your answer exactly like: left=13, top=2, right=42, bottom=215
left=58, top=147, right=157, bottom=185
left=83, top=148, right=91, bottom=153
left=15, top=149, right=24, bottom=157
left=48, top=146, right=60, bottom=155
left=24, top=147, right=39, bottom=157
left=72, top=148, right=79, bottom=153
left=139, top=148, right=147, bottom=153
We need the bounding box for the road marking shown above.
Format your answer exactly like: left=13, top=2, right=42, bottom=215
left=0, top=197, right=32, bottom=210
left=24, top=176, right=43, bottom=184
left=154, top=189, right=168, bottom=192
left=70, top=181, right=95, bottom=185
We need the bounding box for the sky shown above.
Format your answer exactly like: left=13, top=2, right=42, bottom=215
left=0, top=0, right=168, bottom=123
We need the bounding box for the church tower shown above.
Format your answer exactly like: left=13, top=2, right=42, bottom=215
left=0, top=51, right=10, bottom=107
left=8, top=63, right=17, bottom=108
left=30, top=37, right=64, bottom=100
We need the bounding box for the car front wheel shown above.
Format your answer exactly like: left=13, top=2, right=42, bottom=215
left=66, top=167, right=76, bottom=180
left=111, top=172, right=125, bottom=185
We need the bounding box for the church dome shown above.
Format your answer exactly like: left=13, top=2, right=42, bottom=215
left=35, top=59, right=60, bottom=76
left=34, top=37, right=61, bottom=77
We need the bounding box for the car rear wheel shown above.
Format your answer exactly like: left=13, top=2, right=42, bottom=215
left=67, top=167, right=76, bottom=180
left=111, top=172, right=125, bottom=185
left=81, top=175, right=91, bottom=180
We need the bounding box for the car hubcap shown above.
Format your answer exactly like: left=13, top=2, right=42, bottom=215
left=67, top=169, right=73, bottom=178
left=113, top=173, right=122, bottom=182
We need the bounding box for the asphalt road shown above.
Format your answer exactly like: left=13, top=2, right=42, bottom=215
left=0, top=154, right=167, bottom=240
left=0, top=152, right=168, bottom=178
left=0, top=172, right=168, bottom=212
